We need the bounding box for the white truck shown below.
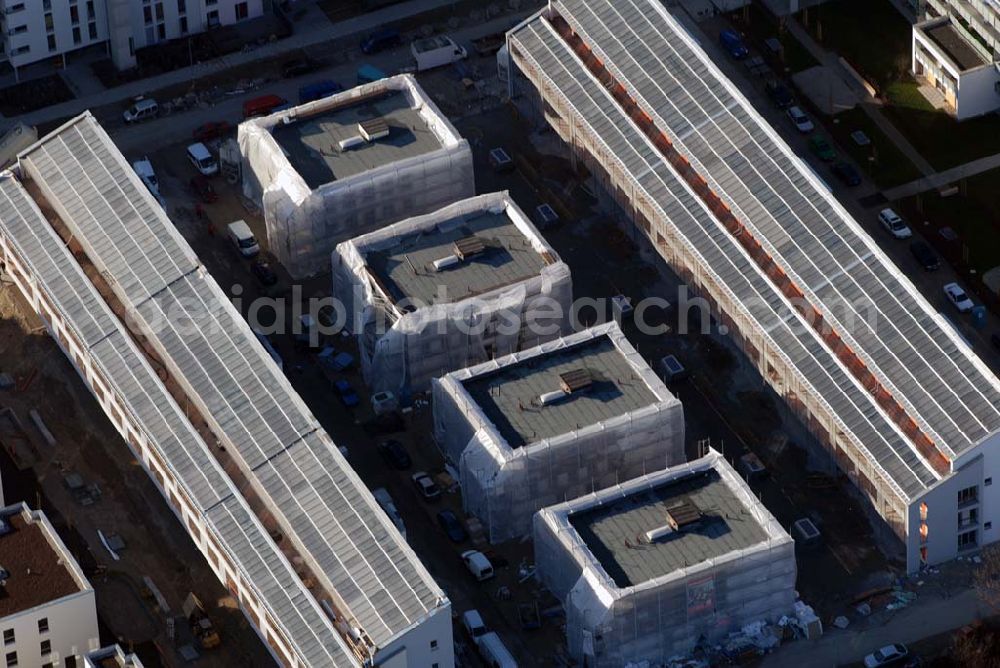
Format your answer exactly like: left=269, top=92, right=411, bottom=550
left=411, top=35, right=467, bottom=71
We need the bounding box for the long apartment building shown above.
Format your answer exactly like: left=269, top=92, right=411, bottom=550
left=506, top=0, right=1000, bottom=573
left=911, top=0, right=1000, bottom=118
left=0, top=112, right=452, bottom=667
left=0, top=0, right=266, bottom=75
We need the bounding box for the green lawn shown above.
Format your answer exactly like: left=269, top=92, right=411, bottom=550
left=883, top=96, right=1000, bottom=170
left=898, top=168, right=1000, bottom=275
left=825, top=107, right=922, bottom=188
left=799, top=0, right=912, bottom=88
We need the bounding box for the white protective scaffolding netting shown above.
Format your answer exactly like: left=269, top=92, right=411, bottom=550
left=433, top=322, right=685, bottom=542
left=240, top=74, right=475, bottom=278
left=332, top=192, right=574, bottom=398
left=533, top=450, right=797, bottom=666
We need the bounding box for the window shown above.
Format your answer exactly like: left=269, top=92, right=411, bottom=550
left=987, top=477, right=993, bottom=487
left=70, top=5, right=79, bottom=23
left=958, top=485, right=979, bottom=507
left=958, top=529, right=978, bottom=550
left=178, top=0, right=186, bottom=13
left=72, top=27, right=81, bottom=44
left=155, top=2, right=163, bottom=21
left=207, top=9, right=219, bottom=26
left=430, top=640, right=438, bottom=650
left=179, top=16, right=188, bottom=34
left=7, top=4, right=24, bottom=13
left=2, top=630, right=13, bottom=646
left=5, top=651, right=16, bottom=667
left=10, top=25, right=26, bottom=35
left=235, top=2, right=249, bottom=20
left=959, top=508, right=978, bottom=528
left=47, top=34, right=56, bottom=51
left=987, top=522, right=994, bottom=531
left=143, top=6, right=152, bottom=23
left=87, top=1, right=95, bottom=20
left=37, top=618, right=48, bottom=634
left=157, top=23, right=165, bottom=40
left=89, top=21, right=97, bottom=40
left=44, top=13, right=54, bottom=31
left=39, top=640, right=50, bottom=656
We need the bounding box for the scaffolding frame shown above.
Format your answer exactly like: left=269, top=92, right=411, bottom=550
left=239, top=74, right=475, bottom=278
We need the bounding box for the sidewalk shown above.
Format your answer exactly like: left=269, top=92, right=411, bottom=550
left=883, top=149, right=1000, bottom=200
left=12, top=0, right=461, bottom=127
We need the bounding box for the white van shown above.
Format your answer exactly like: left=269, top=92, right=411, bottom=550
left=372, top=487, right=406, bottom=540
left=411, top=35, right=468, bottom=71
left=461, top=550, right=494, bottom=581
left=123, top=97, right=158, bottom=123
left=477, top=632, right=517, bottom=668
left=227, top=220, right=259, bottom=257
left=187, top=142, right=219, bottom=176
left=132, top=157, right=160, bottom=196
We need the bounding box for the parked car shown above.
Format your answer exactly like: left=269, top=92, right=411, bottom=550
left=242, top=94, right=288, bottom=118
left=909, top=241, right=939, bottom=271
left=132, top=157, right=160, bottom=197
left=718, top=29, right=749, bottom=59
left=227, top=219, right=259, bottom=257
left=189, top=175, right=218, bottom=203
left=461, top=609, right=488, bottom=643
left=786, top=106, right=814, bottom=133
left=944, top=282, right=974, bottom=313
left=863, top=643, right=908, bottom=668
left=878, top=208, right=912, bottom=239
left=298, top=79, right=343, bottom=104
left=809, top=135, right=836, bottom=161
left=334, top=379, right=360, bottom=408
left=831, top=161, right=861, bottom=186
left=361, top=28, right=402, bottom=54
left=281, top=58, right=319, bottom=78
left=123, top=97, right=158, bottom=123
left=461, top=550, right=495, bottom=581
left=411, top=471, right=441, bottom=501
left=192, top=121, right=231, bottom=143
left=377, top=439, right=412, bottom=470
left=436, top=509, right=468, bottom=542
left=765, top=80, right=794, bottom=108
left=186, top=142, right=218, bottom=176
left=251, top=259, right=278, bottom=286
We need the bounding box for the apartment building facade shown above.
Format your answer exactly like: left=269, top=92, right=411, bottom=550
left=912, top=0, right=1000, bottom=118
left=0, top=0, right=266, bottom=75
left=0, top=504, right=101, bottom=668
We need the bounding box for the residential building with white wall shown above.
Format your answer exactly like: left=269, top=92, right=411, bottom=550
left=0, top=503, right=100, bottom=668
left=912, top=0, right=1000, bottom=118
left=0, top=0, right=266, bottom=75
left=84, top=645, right=145, bottom=668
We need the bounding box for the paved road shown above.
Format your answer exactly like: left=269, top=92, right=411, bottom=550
left=10, top=0, right=467, bottom=128
left=110, top=12, right=521, bottom=157
left=762, top=585, right=987, bottom=666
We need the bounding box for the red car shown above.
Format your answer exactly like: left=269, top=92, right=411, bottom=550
left=189, top=175, right=218, bottom=203
left=192, top=121, right=231, bottom=143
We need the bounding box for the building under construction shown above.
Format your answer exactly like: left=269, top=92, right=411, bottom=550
left=433, top=322, right=684, bottom=543
left=507, top=0, right=1000, bottom=572
left=0, top=112, right=452, bottom=667
left=332, top=191, right=573, bottom=398
left=239, top=74, right=474, bottom=278
left=534, top=449, right=796, bottom=666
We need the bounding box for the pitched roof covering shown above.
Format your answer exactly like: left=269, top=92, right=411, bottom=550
left=510, top=4, right=1000, bottom=498
left=14, top=112, right=445, bottom=649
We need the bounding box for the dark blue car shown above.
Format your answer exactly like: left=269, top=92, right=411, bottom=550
left=361, top=28, right=402, bottom=54
left=719, top=29, right=749, bottom=59
left=436, top=509, right=468, bottom=543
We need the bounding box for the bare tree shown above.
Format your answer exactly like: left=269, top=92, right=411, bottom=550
left=974, top=544, right=1000, bottom=611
